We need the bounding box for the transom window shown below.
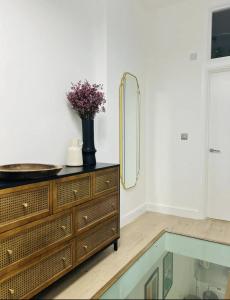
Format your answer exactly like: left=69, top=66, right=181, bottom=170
left=212, top=8, right=230, bottom=59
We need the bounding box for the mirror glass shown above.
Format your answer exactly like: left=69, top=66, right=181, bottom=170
left=120, top=73, right=140, bottom=189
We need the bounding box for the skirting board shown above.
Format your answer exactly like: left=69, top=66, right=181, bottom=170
left=120, top=203, right=204, bottom=228
left=120, top=203, right=147, bottom=227
left=146, top=202, right=204, bottom=220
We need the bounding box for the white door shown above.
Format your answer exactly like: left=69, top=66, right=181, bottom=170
left=208, top=70, right=230, bottom=221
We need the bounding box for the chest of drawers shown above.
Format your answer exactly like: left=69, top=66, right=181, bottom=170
left=0, top=163, right=120, bottom=299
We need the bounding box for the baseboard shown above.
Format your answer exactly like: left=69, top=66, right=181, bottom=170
left=146, top=202, right=204, bottom=219
left=120, top=203, right=147, bottom=227
left=120, top=202, right=204, bottom=228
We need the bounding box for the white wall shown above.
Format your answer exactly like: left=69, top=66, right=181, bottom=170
left=106, top=0, right=148, bottom=225
left=0, top=0, right=148, bottom=225
left=127, top=252, right=196, bottom=300
left=3, top=0, right=226, bottom=224
left=145, top=0, right=230, bottom=219
left=126, top=252, right=165, bottom=300
left=167, top=254, right=196, bottom=299
left=0, top=0, right=108, bottom=165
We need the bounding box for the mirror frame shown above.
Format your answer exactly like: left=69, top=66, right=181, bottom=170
left=119, top=72, right=141, bottom=190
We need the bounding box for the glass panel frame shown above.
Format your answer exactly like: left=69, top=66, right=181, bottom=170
left=100, top=233, right=230, bottom=299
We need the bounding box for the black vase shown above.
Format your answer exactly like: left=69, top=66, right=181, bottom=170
left=81, top=118, right=96, bottom=166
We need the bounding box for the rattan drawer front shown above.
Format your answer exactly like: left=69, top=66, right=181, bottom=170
left=0, top=212, right=73, bottom=273
left=76, top=217, right=118, bottom=263
left=54, top=174, right=91, bottom=211
left=0, top=184, right=50, bottom=233
left=76, top=193, right=118, bottom=232
left=93, top=167, right=119, bottom=196
left=0, top=244, right=73, bottom=300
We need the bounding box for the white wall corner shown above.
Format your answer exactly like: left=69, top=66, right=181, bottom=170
left=121, top=202, right=206, bottom=229
left=120, top=203, right=147, bottom=228
left=146, top=202, right=205, bottom=220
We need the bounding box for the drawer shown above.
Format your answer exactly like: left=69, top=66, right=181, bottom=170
left=0, top=243, right=74, bottom=300
left=76, top=217, right=119, bottom=264
left=75, top=193, right=119, bottom=233
left=53, top=174, right=91, bottom=211
left=0, top=211, right=73, bottom=275
left=0, top=182, right=51, bottom=233
left=93, top=167, right=119, bottom=197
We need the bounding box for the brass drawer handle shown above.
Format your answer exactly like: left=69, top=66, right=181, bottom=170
left=62, top=257, right=66, bottom=262
left=73, top=190, right=78, bottom=197
left=8, top=289, right=15, bottom=295
left=105, top=180, right=111, bottom=185
left=7, top=249, right=13, bottom=256
left=83, top=216, right=88, bottom=222
left=111, top=227, right=116, bottom=234
left=61, top=225, right=67, bottom=231
left=22, top=203, right=28, bottom=209
left=83, top=245, right=88, bottom=251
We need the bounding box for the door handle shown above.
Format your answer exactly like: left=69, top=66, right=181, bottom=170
left=209, top=148, right=221, bottom=153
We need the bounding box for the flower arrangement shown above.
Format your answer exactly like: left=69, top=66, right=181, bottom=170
left=67, top=80, right=106, bottom=119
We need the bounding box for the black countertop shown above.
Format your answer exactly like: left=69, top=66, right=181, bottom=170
left=0, top=163, right=119, bottom=190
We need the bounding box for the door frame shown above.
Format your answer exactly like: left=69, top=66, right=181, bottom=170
left=205, top=65, right=230, bottom=218
left=204, top=3, right=230, bottom=219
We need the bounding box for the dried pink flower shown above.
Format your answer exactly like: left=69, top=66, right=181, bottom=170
left=67, top=80, right=106, bottom=119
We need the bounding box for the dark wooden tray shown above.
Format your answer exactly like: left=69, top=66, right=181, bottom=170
left=0, top=164, right=63, bottom=181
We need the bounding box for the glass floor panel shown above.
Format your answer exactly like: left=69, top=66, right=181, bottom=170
left=101, top=233, right=230, bottom=300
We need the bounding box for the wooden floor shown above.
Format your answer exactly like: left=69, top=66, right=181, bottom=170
left=38, top=212, right=230, bottom=299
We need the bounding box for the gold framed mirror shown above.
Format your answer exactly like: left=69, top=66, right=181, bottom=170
left=119, top=72, right=140, bottom=189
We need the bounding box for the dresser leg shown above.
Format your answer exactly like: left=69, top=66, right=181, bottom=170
left=114, top=240, right=118, bottom=251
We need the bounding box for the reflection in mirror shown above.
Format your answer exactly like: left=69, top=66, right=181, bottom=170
left=120, top=73, right=140, bottom=189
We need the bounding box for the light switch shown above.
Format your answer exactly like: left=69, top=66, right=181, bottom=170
left=181, top=133, right=188, bottom=141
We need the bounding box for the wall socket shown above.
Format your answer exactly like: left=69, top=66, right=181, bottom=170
left=181, top=133, right=188, bottom=141
left=190, top=52, right=198, bottom=61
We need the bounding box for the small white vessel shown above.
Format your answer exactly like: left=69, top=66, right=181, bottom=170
left=67, top=138, right=83, bottom=167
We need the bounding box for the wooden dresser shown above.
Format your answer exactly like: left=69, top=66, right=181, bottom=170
left=0, top=163, right=120, bottom=299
